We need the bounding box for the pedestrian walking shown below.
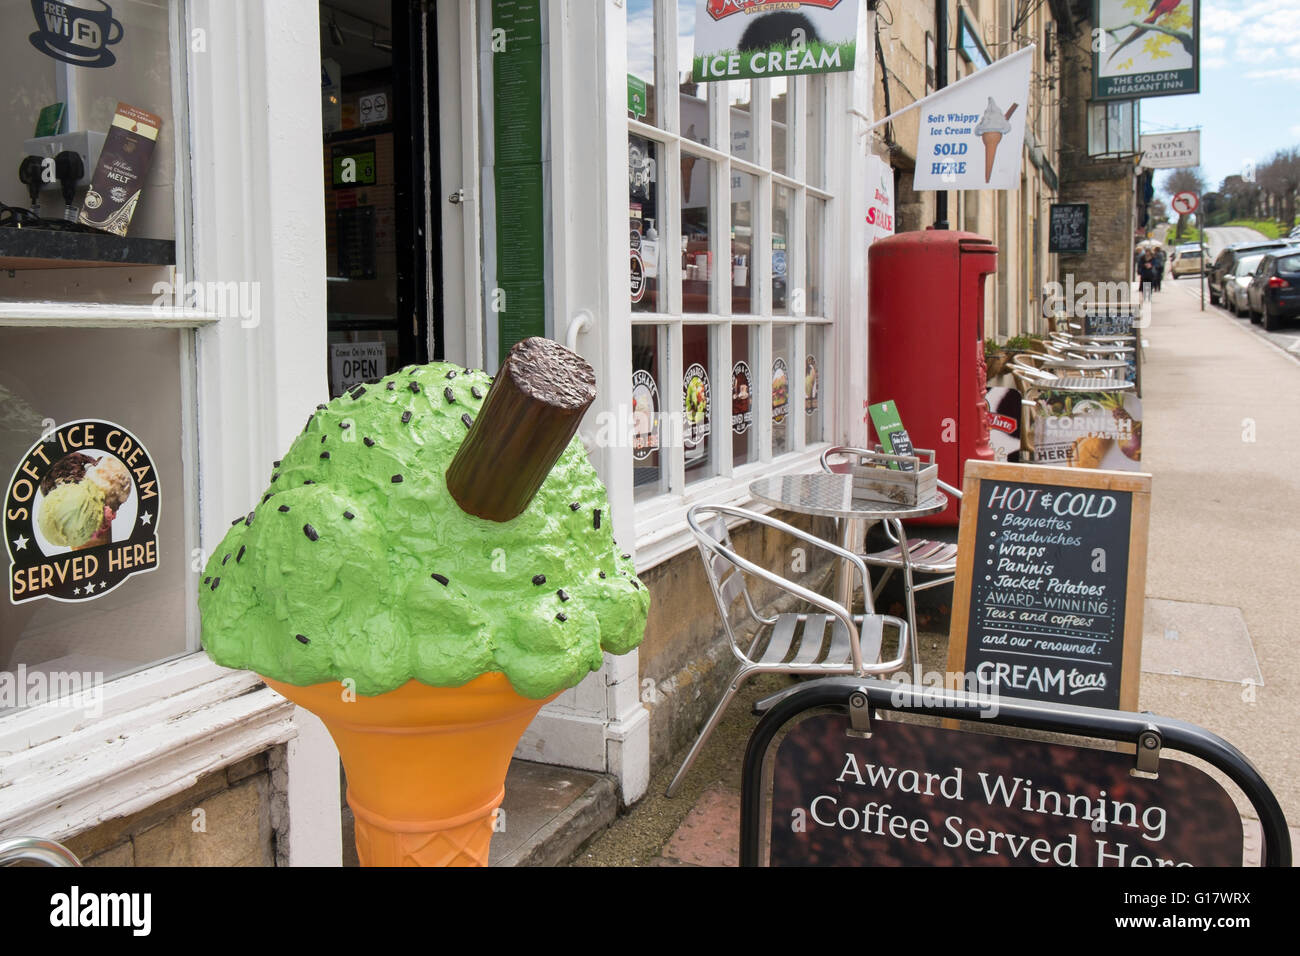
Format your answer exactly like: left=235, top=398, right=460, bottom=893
left=1152, top=247, right=1166, bottom=292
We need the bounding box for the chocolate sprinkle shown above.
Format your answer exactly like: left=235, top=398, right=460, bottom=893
left=444, top=387, right=456, bottom=403
left=231, top=516, right=243, bottom=526
left=273, top=460, right=282, bottom=468
left=317, top=404, right=327, bottom=411
left=211, top=577, right=220, bottom=591
left=557, top=588, right=570, bottom=602
left=461, top=413, right=474, bottom=429
left=222, top=553, right=231, bottom=565
left=304, top=524, right=318, bottom=541
left=593, top=509, right=601, bottom=529
left=409, top=382, right=421, bottom=394
left=632, top=580, right=641, bottom=590
left=401, top=410, right=412, bottom=424
left=343, top=510, right=355, bottom=520
left=621, top=553, right=631, bottom=560
left=445, top=370, right=457, bottom=379
left=392, top=474, right=403, bottom=483
left=278, top=505, right=290, bottom=513
left=303, top=480, right=315, bottom=485
left=321, top=435, right=327, bottom=443
left=599, top=571, right=606, bottom=579
left=245, top=512, right=255, bottom=527
left=569, top=502, right=580, bottom=511
left=352, top=386, right=366, bottom=399
left=386, top=382, right=396, bottom=391
left=532, top=574, right=546, bottom=585
left=204, top=576, right=211, bottom=585
left=431, top=573, right=449, bottom=586
left=271, top=472, right=280, bottom=482
left=295, top=634, right=310, bottom=645
left=340, top=421, right=351, bottom=429
left=363, top=437, right=375, bottom=447
left=320, top=451, right=330, bottom=459
left=262, top=493, right=273, bottom=504
left=471, top=385, right=483, bottom=399
left=555, top=612, right=568, bottom=622
left=236, top=545, right=246, bottom=563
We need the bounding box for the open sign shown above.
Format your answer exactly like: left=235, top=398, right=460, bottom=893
left=330, top=343, right=387, bottom=397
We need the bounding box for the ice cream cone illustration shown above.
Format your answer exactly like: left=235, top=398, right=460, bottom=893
left=199, top=338, right=649, bottom=867
left=973, top=97, right=1016, bottom=184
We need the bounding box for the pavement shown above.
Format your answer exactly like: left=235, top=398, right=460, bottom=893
left=563, top=276, right=1300, bottom=867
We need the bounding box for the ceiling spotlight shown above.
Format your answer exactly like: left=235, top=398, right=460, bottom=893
left=372, top=26, right=391, bottom=52
left=329, top=14, right=344, bottom=47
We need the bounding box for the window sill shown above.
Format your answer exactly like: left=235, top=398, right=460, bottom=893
left=633, top=444, right=831, bottom=572
left=0, top=654, right=296, bottom=842
left=0, top=302, right=220, bottom=328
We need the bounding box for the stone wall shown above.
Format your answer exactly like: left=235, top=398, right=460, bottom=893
left=65, top=748, right=281, bottom=866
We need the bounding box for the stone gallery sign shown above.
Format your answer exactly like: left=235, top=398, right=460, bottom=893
left=1139, top=130, right=1200, bottom=169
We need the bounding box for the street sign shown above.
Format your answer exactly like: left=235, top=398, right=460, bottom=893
left=1171, top=191, right=1198, bottom=216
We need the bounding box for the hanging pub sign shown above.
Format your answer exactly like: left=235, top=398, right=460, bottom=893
left=6, top=420, right=161, bottom=604
left=946, top=461, right=1151, bottom=711
left=691, top=0, right=860, bottom=82
left=766, top=712, right=1244, bottom=867
left=1048, top=203, right=1089, bottom=254
left=1093, top=0, right=1199, bottom=101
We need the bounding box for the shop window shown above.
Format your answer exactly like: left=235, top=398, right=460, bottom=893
left=1, top=327, right=194, bottom=712
left=626, top=0, right=658, bottom=127
left=625, top=1, right=836, bottom=514
left=1, top=0, right=182, bottom=304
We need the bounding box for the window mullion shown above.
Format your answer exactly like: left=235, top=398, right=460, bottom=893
left=791, top=75, right=807, bottom=185
left=663, top=137, right=685, bottom=316
left=666, top=321, right=686, bottom=494
left=656, top=0, right=677, bottom=135
left=756, top=322, right=773, bottom=463
left=792, top=324, right=807, bottom=451
left=715, top=324, right=733, bottom=479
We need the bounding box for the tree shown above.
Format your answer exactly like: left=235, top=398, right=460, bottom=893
left=1257, top=147, right=1300, bottom=231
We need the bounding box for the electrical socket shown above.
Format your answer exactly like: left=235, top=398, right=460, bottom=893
left=21, top=130, right=106, bottom=190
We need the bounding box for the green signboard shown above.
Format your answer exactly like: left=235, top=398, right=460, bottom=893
left=331, top=141, right=377, bottom=188
left=628, top=74, right=647, bottom=119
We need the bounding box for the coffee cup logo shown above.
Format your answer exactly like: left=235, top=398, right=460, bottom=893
left=30, top=0, right=125, bottom=68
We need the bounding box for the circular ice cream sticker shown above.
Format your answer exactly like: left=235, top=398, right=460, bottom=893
left=805, top=354, right=819, bottom=416
left=731, top=361, right=752, bottom=435
left=5, top=420, right=160, bottom=604
left=630, top=250, right=646, bottom=303
left=683, top=363, right=710, bottom=449
left=772, top=357, right=789, bottom=424
left=632, top=369, right=660, bottom=461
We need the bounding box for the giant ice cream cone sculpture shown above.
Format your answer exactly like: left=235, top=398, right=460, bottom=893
left=199, top=338, right=649, bottom=866
left=973, top=97, right=1016, bottom=185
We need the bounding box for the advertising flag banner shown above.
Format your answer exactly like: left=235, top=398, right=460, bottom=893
left=912, top=46, right=1034, bottom=191
left=1139, top=129, right=1200, bottom=169
left=1094, top=0, right=1199, bottom=101
left=692, top=0, right=860, bottom=83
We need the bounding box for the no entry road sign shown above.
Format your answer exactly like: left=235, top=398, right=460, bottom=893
left=1171, top=191, right=1199, bottom=216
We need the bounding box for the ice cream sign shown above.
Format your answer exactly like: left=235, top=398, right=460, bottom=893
left=912, top=46, right=1033, bottom=192
left=691, top=0, right=860, bottom=82
left=6, top=420, right=160, bottom=604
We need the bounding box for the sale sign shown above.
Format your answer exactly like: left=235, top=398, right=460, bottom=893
left=865, top=155, right=895, bottom=245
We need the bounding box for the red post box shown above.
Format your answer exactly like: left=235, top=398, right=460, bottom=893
left=867, top=230, right=998, bottom=525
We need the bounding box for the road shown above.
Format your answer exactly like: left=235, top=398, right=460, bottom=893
left=1197, top=225, right=1300, bottom=354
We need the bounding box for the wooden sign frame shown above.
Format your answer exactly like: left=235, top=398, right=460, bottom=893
left=946, top=460, right=1152, bottom=712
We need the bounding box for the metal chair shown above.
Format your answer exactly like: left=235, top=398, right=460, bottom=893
left=819, top=447, right=962, bottom=683
left=665, top=504, right=909, bottom=798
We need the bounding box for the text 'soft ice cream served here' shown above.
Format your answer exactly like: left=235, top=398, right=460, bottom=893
left=197, top=359, right=649, bottom=700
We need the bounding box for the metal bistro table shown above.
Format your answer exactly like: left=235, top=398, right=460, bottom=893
left=749, top=473, right=948, bottom=681
left=1038, top=356, right=1130, bottom=377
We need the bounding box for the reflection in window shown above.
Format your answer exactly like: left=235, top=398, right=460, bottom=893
left=773, top=184, right=792, bottom=314
left=627, top=0, right=657, bottom=126
left=807, top=76, right=826, bottom=189
left=630, top=135, right=662, bottom=314
left=678, top=1, right=709, bottom=146
left=682, top=154, right=712, bottom=314
left=683, top=324, right=713, bottom=482
left=807, top=196, right=825, bottom=316
left=632, top=324, right=667, bottom=501
left=771, top=77, right=789, bottom=176
left=730, top=80, right=752, bottom=161
left=731, top=171, right=754, bottom=315
left=805, top=325, right=825, bottom=444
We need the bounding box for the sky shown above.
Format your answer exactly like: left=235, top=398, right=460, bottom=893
left=1140, top=0, right=1300, bottom=195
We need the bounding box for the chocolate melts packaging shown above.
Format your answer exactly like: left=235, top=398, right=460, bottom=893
left=79, top=103, right=162, bottom=236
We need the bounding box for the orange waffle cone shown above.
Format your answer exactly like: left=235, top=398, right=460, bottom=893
left=263, top=674, right=560, bottom=867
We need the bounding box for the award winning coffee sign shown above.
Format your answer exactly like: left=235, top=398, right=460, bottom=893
left=946, top=461, right=1151, bottom=711
left=768, top=714, right=1243, bottom=867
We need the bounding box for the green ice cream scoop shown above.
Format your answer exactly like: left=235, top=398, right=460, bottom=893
left=39, top=481, right=106, bottom=548
left=198, top=357, right=649, bottom=699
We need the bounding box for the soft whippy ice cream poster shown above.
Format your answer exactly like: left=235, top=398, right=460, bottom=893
left=913, top=46, right=1034, bottom=192
left=5, top=420, right=161, bottom=604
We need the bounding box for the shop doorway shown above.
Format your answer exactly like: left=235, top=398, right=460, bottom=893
left=320, top=1, right=441, bottom=396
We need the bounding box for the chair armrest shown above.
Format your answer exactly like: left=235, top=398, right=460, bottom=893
left=937, top=478, right=963, bottom=500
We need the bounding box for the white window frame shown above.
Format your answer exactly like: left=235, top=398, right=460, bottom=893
left=623, top=0, right=866, bottom=571
left=0, top=0, right=340, bottom=865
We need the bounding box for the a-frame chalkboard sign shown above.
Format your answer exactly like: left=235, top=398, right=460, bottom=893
left=946, top=461, right=1152, bottom=711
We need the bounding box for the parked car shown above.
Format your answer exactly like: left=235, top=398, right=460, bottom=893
left=1289, top=225, right=1300, bottom=240
left=1245, top=250, right=1300, bottom=331
left=1170, top=244, right=1203, bottom=277
left=1223, top=253, right=1268, bottom=316
left=1208, top=240, right=1294, bottom=305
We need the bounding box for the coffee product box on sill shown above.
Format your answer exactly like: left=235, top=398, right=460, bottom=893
left=79, top=103, right=162, bottom=236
